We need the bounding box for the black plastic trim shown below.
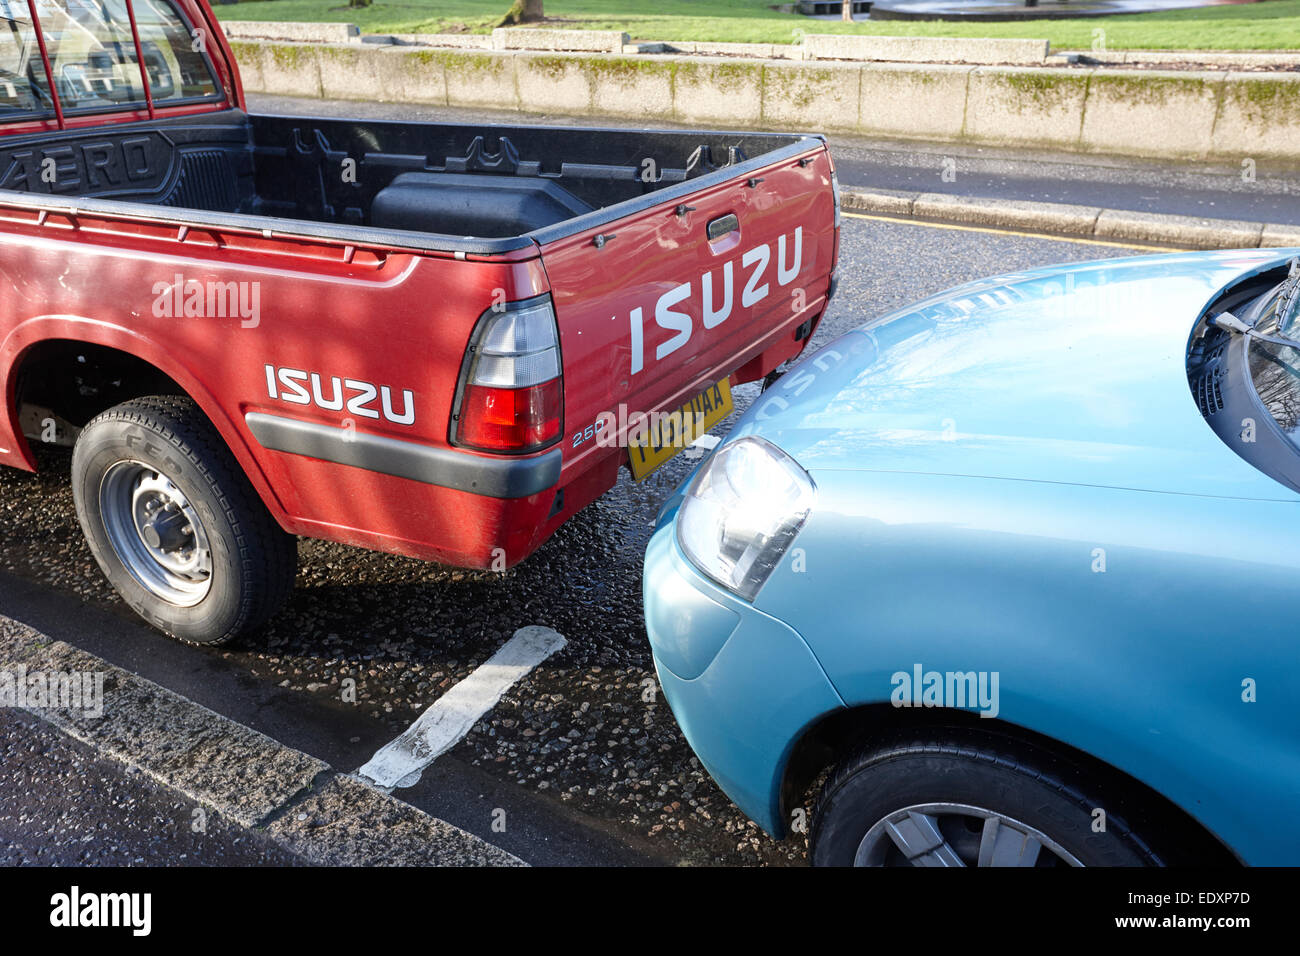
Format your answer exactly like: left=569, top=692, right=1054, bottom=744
left=245, top=412, right=562, bottom=498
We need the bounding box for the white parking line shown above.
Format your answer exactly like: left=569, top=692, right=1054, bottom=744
left=684, top=433, right=722, bottom=460
left=356, top=625, right=567, bottom=790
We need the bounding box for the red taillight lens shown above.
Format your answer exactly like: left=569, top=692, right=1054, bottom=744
left=456, top=380, right=561, bottom=452
left=452, top=295, right=564, bottom=454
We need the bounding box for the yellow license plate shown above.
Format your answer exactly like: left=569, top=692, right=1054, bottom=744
left=628, top=377, right=734, bottom=481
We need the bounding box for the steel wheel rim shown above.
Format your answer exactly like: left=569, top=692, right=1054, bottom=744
left=99, top=460, right=213, bottom=608
left=854, top=802, right=1084, bottom=867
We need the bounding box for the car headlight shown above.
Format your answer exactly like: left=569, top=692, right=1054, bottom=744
left=675, top=436, right=815, bottom=601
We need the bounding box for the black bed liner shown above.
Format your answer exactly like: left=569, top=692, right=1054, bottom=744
left=0, top=109, right=824, bottom=255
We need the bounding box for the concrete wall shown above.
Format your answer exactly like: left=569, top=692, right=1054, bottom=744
left=231, top=40, right=1300, bottom=164
left=223, top=21, right=358, bottom=43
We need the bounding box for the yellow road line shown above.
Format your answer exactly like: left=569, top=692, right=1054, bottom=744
left=842, top=211, right=1186, bottom=253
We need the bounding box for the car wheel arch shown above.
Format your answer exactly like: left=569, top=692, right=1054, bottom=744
left=779, top=702, right=1240, bottom=866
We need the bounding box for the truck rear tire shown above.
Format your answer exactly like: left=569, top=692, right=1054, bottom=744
left=71, top=396, right=296, bottom=645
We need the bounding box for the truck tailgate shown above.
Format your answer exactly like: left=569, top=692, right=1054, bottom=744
left=539, top=146, right=837, bottom=475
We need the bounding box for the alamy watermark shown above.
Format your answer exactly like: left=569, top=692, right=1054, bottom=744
left=50, top=886, right=150, bottom=936
left=152, top=273, right=261, bottom=328
left=0, top=665, right=104, bottom=718
left=596, top=403, right=707, bottom=449
left=891, top=663, right=1000, bottom=718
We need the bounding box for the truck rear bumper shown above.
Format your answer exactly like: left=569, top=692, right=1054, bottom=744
left=246, top=413, right=561, bottom=499
left=244, top=411, right=580, bottom=570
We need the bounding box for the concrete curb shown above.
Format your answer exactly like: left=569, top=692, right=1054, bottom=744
left=228, top=39, right=1300, bottom=164
left=805, top=34, right=1050, bottom=65
left=1060, top=49, right=1300, bottom=70
left=223, top=21, right=359, bottom=44
left=493, top=27, right=628, bottom=54
left=841, top=186, right=1300, bottom=250
left=0, top=615, right=523, bottom=866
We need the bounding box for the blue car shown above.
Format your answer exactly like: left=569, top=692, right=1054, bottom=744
left=643, top=248, right=1300, bottom=867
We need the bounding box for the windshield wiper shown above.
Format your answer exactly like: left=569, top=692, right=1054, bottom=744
left=1213, top=258, right=1300, bottom=350
left=1212, top=310, right=1300, bottom=351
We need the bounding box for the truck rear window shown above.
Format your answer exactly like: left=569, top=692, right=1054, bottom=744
left=0, top=3, right=45, bottom=117
left=1, top=0, right=219, bottom=121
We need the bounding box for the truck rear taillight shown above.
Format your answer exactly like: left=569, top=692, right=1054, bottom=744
left=452, top=296, right=563, bottom=454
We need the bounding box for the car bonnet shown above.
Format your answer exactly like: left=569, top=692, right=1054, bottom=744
left=729, top=249, right=1300, bottom=501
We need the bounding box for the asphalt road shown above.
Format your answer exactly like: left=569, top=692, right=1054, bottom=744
left=248, top=93, right=1300, bottom=225
left=0, top=212, right=1153, bottom=866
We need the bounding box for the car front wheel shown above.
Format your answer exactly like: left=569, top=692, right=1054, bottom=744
left=810, top=728, right=1164, bottom=867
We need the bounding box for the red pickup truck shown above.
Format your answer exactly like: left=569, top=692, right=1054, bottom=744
left=0, top=0, right=840, bottom=644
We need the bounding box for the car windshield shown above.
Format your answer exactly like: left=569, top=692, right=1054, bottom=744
left=1248, top=264, right=1300, bottom=444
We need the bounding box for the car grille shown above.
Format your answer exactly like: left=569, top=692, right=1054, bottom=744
left=1194, top=367, right=1225, bottom=416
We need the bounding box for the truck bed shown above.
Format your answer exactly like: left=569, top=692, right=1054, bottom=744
left=0, top=109, right=821, bottom=253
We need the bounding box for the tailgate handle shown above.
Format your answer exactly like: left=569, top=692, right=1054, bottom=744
left=707, top=214, right=739, bottom=242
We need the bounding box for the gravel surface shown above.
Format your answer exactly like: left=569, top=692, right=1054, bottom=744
left=0, top=216, right=1147, bottom=865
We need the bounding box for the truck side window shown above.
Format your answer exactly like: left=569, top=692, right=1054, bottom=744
left=0, top=2, right=50, bottom=118
left=26, top=0, right=219, bottom=115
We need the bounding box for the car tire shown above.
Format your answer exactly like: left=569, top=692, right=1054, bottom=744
left=810, top=727, right=1164, bottom=867
left=71, top=396, right=296, bottom=645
